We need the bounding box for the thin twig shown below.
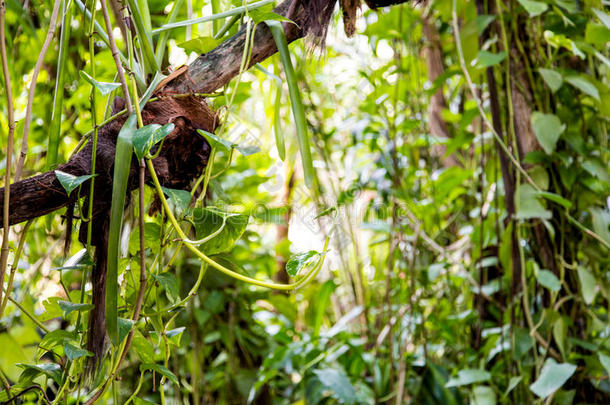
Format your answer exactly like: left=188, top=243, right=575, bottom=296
left=100, top=0, right=133, bottom=114
left=15, top=0, right=62, bottom=182
left=0, top=0, right=15, bottom=310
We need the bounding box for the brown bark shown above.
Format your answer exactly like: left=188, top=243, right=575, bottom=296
left=274, top=171, right=295, bottom=285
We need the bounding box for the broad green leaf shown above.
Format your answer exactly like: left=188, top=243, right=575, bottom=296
left=198, top=129, right=233, bottom=153
left=475, top=15, right=495, bottom=34
left=154, top=273, right=180, bottom=303
left=37, top=330, right=75, bottom=359
left=472, top=385, right=496, bottom=405
left=286, top=250, right=319, bottom=277
left=132, top=334, right=155, bottom=363
left=593, top=8, right=610, bottom=29
left=18, top=363, right=62, bottom=384
left=516, top=184, right=552, bottom=220
left=538, top=68, right=563, bottom=92
left=517, top=0, right=548, bottom=16
left=537, top=269, right=560, bottom=291
left=79, top=71, right=121, bottom=95
left=55, top=170, right=95, bottom=196
left=504, top=376, right=522, bottom=396
left=590, top=208, right=610, bottom=245
left=57, top=300, right=93, bottom=317
left=531, top=112, right=565, bottom=155
left=107, top=114, right=137, bottom=345
left=577, top=267, right=597, bottom=304
left=473, top=51, right=506, bottom=68
left=166, top=327, right=186, bottom=346
left=63, top=342, right=93, bottom=361
left=565, top=76, right=600, bottom=101
left=133, top=123, right=175, bottom=160
left=160, top=186, right=192, bottom=215
left=312, top=368, right=356, bottom=404
left=118, top=318, right=135, bottom=344
left=140, top=363, right=179, bottom=385
left=529, top=359, right=576, bottom=398
left=178, top=36, right=223, bottom=54
left=582, top=159, right=610, bottom=183
left=445, top=369, right=491, bottom=387
left=192, top=208, right=249, bottom=255
left=599, top=353, right=610, bottom=376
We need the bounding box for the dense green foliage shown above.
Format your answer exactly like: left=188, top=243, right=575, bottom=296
left=0, top=0, right=609, bottom=404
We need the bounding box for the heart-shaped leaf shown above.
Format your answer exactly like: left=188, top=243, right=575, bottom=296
left=63, top=342, right=93, bottom=361
left=197, top=129, right=233, bottom=153
left=161, top=186, right=192, bottom=215
left=55, top=170, right=95, bottom=196
left=531, top=112, right=565, bottom=155
left=530, top=359, right=576, bottom=398
left=192, top=208, right=249, bottom=255
left=286, top=250, right=320, bottom=277
left=57, top=300, right=94, bottom=318
left=133, top=123, right=175, bottom=160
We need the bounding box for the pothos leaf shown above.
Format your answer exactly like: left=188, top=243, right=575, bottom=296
left=133, top=123, right=175, bottom=160
left=286, top=250, right=320, bottom=277
left=55, top=170, right=95, bottom=196
left=140, top=363, right=179, bottom=385
left=192, top=208, right=249, bottom=255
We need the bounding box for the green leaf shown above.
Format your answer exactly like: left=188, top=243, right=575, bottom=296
left=55, top=170, right=95, bottom=196
left=154, top=273, right=180, bottom=303
left=473, top=51, right=506, bottom=68
left=582, top=159, right=610, bottom=183
left=472, top=385, right=496, bottom=405
left=63, top=342, right=93, bottom=361
left=79, top=71, right=121, bottom=95
left=592, top=8, right=610, bottom=29
left=234, top=144, right=260, bottom=156
left=166, top=327, right=185, bottom=346
left=285, top=250, right=319, bottom=277
left=504, top=376, right=522, bottom=397
left=531, top=112, right=565, bottom=155
left=529, top=359, right=576, bottom=398
left=18, top=363, right=62, bottom=384
left=107, top=114, right=137, bottom=345
left=538, top=68, right=563, bottom=93
left=312, top=368, right=356, bottom=405
left=475, top=15, right=496, bottom=34
left=517, top=0, right=548, bottom=16
left=192, top=208, right=249, bottom=255
left=266, top=20, right=315, bottom=188
left=160, top=186, right=192, bottom=215
left=577, top=267, right=597, bottom=305
left=538, top=191, right=572, bottom=209
left=118, top=318, right=135, bottom=343
left=537, top=269, right=560, bottom=291
left=565, top=76, right=600, bottom=101
left=133, top=123, right=175, bottom=160
left=445, top=369, right=491, bottom=387
left=132, top=334, right=155, bottom=363
left=140, top=363, right=179, bottom=385
left=57, top=300, right=93, bottom=318
left=516, top=184, right=552, bottom=220
left=178, top=36, right=223, bottom=54
left=553, top=316, right=567, bottom=358
left=589, top=208, right=610, bottom=245
left=197, top=129, right=233, bottom=153
left=598, top=353, right=610, bottom=376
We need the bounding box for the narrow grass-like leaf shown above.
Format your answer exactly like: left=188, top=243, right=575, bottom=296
left=47, top=0, right=73, bottom=169
left=79, top=71, right=121, bottom=95
left=154, top=0, right=184, bottom=64
left=266, top=20, right=315, bottom=187
left=127, top=0, right=159, bottom=73
left=106, top=114, right=137, bottom=345
left=153, top=0, right=275, bottom=34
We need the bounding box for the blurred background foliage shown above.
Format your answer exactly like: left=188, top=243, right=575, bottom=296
left=0, top=0, right=609, bottom=403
